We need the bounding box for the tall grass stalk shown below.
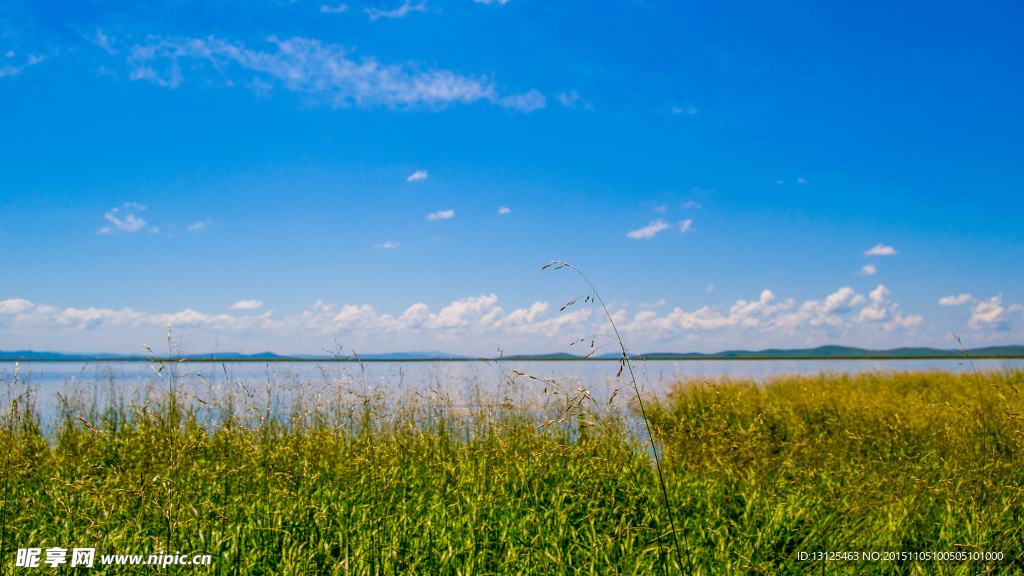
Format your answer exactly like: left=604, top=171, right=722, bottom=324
left=542, top=261, right=689, bottom=573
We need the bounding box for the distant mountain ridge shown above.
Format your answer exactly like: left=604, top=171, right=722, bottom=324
left=1, top=345, right=1022, bottom=361
left=631, top=345, right=1024, bottom=359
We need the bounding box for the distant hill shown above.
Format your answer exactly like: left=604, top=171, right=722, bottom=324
left=1, top=345, right=1021, bottom=362
left=503, top=353, right=581, bottom=360
left=0, top=350, right=470, bottom=361
left=631, top=345, right=1024, bottom=360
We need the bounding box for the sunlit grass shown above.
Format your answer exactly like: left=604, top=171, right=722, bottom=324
left=1, top=367, right=1022, bottom=574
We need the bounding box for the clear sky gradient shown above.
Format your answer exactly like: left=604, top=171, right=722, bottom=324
left=1, top=0, right=1022, bottom=355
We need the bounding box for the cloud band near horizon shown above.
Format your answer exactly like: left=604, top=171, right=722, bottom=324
left=1, top=286, right=1018, bottom=355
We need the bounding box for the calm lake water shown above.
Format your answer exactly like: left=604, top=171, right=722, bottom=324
left=2, top=358, right=1021, bottom=422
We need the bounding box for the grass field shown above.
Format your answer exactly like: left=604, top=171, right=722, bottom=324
left=1, top=365, right=1022, bottom=574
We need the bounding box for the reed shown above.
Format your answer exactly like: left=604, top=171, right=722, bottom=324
left=0, top=364, right=1021, bottom=574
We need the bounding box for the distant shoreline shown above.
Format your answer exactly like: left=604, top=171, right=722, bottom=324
left=3, top=344, right=1022, bottom=363
left=3, top=354, right=1022, bottom=363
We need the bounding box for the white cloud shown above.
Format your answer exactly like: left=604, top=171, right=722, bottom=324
left=128, top=35, right=545, bottom=112
left=678, top=219, right=692, bottom=233
left=853, top=285, right=922, bottom=329
left=230, top=299, right=263, bottom=310
left=653, top=204, right=667, bottom=212
left=472, top=0, right=511, bottom=4
left=776, top=180, right=784, bottom=185
left=0, top=294, right=592, bottom=346
left=706, top=283, right=715, bottom=292
left=864, top=243, right=897, bottom=256
left=0, top=299, right=34, bottom=314
left=969, top=295, right=1006, bottom=329
left=671, top=106, right=683, bottom=114
left=406, top=170, right=428, bottom=182
left=627, top=220, right=671, bottom=239
left=556, top=90, right=589, bottom=109
left=499, top=89, right=546, bottom=113
left=6, top=285, right=1014, bottom=353
left=618, top=284, right=922, bottom=343
left=427, top=209, right=454, bottom=220
left=365, top=0, right=427, bottom=21
left=797, top=178, right=806, bottom=183
left=939, top=293, right=976, bottom=306
left=187, top=221, right=211, bottom=232
left=88, top=29, right=118, bottom=54
left=498, top=206, right=511, bottom=214
left=671, top=105, right=695, bottom=115
left=375, top=241, right=400, bottom=248
left=99, top=207, right=147, bottom=234
left=0, top=53, right=46, bottom=79
left=681, top=201, right=701, bottom=209
left=320, top=4, right=348, bottom=12
left=859, top=264, right=877, bottom=275
left=4, top=50, right=12, bottom=58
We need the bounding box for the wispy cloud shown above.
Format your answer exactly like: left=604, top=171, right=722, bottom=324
left=0, top=52, right=46, bottom=79
left=128, top=35, right=545, bottom=112
left=706, top=283, right=715, bottom=292
left=626, top=219, right=692, bottom=238
left=797, top=178, right=806, bottom=183
left=98, top=206, right=147, bottom=234
left=557, top=90, right=591, bottom=110
left=230, top=299, right=263, bottom=310
left=627, top=220, right=671, bottom=239
left=498, top=90, right=546, bottom=113
left=365, top=0, right=427, bottom=21
left=320, top=4, right=348, bottom=12
left=939, top=293, right=976, bottom=306
left=472, top=0, right=511, bottom=4
left=427, top=209, right=454, bottom=220
left=375, top=241, right=400, bottom=248
left=498, top=206, right=511, bottom=214
left=187, top=220, right=211, bottom=232
left=87, top=29, right=118, bottom=54
left=681, top=201, right=701, bottom=209
left=864, top=243, right=897, bottom=256
left=653, top=204, right=667, bottom=212
left=406, top=170, right=428, bottom=182
left=858, top=264, right=877, bottom=275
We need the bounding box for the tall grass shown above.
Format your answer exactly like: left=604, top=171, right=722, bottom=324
left=0, top=362, right=676, bottom=574
left=0, top=364, right=1022, bottom=574
left=644, top=368, right=1024, bottom=573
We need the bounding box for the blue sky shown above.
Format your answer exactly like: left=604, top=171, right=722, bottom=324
left=1, top=0, right=1022, bottom=355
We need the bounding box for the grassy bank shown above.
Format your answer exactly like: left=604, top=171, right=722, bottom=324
left=1, top=368, right=1022, bottom=574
